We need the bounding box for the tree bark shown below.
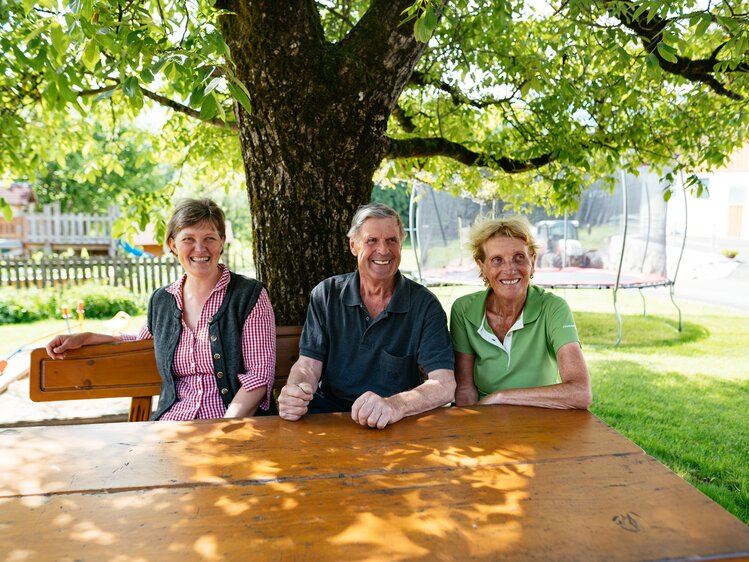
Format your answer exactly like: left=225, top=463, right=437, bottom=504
left=219, top=0, right=426, bottom=324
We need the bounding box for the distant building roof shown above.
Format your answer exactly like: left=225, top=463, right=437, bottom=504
left=0, top=182, right=37, bottom=207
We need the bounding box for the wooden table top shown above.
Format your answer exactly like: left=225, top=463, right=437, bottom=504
left=2, top=406, right=748, bottom=561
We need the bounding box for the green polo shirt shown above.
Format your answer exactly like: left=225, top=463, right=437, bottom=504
left=450, top=285, right=579, bottom=398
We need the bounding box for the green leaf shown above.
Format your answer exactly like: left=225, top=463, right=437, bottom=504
left=414, top=16, right=431, bottom=43
left=656, top=43, right=678, bottom=64
left=140, top=67, right=154, bottom=84
left=200, top=93, right=218, bottom=120
left=82, top=39, right=100, bottom=71
left=110, top=160, right=125, bottom=176
left=215, top=97, right=226, bottom=122
left=56, top=73, right=78, bottom=103
left=0, top=199, right=12, bottom=222
left=227, top=81, right=252, bottom=114
left=204, top=76, right=223, bottom=95
left=695, top=13, right=712, bottom=38
left=151, top=57, right=168, bottom=75
left=188, top=87, right=205, bottom=109
left=424, top=7, right=438, bottom=30
left=126, top=31, right=141, bottom=47
left=122, top=76, right=139, bottom=98
left=644, top=52, right=660, bottom=77
left=24, top=22, right=48, bottom=44
left=43, top=81, right=59, bottom=105
left=212, top=32, right=229, bottom=56
left=50, top=22, right=66, bottom=55
left=163, top=61, right=177, bottom=81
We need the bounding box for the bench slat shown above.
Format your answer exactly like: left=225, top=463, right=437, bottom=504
left=30, top=340, right=160, bottom=402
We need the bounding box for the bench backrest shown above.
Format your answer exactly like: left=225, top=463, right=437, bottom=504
left=29, top=325, right=303, bottom=421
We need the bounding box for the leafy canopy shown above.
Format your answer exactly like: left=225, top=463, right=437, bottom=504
left=2, top=0, right=749, bottom=216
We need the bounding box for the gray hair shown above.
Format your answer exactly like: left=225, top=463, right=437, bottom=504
left=166, top=198, right=226, bottom=243
left=347, top=203, right=406, bottom=241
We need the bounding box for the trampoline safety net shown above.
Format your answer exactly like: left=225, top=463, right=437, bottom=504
left=411, top=169, right=680, bottom=291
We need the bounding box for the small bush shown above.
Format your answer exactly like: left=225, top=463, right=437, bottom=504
left=0, top=284, right=146, bottom=323
left=0, top=288, right=56, bottom=324
left=56, top=285, right=146, bottom=320
left=721, top=249, right=739, bottom=259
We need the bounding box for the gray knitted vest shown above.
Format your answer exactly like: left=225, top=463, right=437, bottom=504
left=147, top=272, right=264, bottom=420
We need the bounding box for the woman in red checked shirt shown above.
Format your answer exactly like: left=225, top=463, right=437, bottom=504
left=46, top=198, right=276, bottom=420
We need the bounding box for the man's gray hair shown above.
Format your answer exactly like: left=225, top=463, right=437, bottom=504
left=347, top=203, right=406, bottom=241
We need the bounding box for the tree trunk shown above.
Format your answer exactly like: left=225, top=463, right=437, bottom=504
left=220, top=0, right=426, bottom=324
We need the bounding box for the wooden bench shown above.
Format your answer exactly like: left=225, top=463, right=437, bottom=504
left=29, top=325, right=302, bottom=421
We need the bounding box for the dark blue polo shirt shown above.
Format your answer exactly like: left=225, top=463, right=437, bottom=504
left=299, top=271, right=454, bottom=412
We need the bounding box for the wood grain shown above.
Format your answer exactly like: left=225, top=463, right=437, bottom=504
left=1, top=455, right=747, bottom=562
left=2, top=406, right=747, bottom=561
left=0, top=407, right=639, bottom=497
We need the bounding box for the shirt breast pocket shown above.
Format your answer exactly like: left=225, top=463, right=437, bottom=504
left=382, top=350, right=416, bottom=378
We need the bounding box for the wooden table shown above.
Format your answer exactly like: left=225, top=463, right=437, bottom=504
left=1, top=406, right=748, bottom=561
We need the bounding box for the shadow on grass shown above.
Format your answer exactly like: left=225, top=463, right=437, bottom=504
left=590, top=358, right=749, bottom=524
left=577, top=312, right=709, bottom=348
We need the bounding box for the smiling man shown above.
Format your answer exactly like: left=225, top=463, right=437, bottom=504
left=278, top=203, right=456, bottom=429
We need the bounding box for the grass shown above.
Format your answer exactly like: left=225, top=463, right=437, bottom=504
left=1, top=286, right=747, bottom=525
left=0, top=315, right=147, bottom=358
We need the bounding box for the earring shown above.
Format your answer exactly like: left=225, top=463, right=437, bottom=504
left=530, top=273, right=534, bottom=279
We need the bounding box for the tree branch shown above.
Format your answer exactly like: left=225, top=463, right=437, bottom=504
left=78, top=84, right=118, bottom=97
left=392, top=105, right=417, bottom=132
left=77, top=84, right=237, bottom=130
left=323, top=5, right=356, bottom=29
left=409, top=69, right=517, bottom=107
left=385, top=136, right=553, bottom=173
left=604, top=0, right=746, bottom=100
left=140, top=88, right=237, bottom=130
left=339, top=0, right=428, bottom=108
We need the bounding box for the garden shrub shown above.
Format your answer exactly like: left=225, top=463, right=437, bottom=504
left=0, top=284, right=145, bottom=323
left=60, top=284, right=146, bottom=319
left=0, top=287, right=56, bottom=324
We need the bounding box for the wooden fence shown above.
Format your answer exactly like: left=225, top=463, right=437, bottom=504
left=1, top=203, right=118, bottom=254
left=25, top=205, right=117, bottom=246
left=0, top=256, right=182, bottom=295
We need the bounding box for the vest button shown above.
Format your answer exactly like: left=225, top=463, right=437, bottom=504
left=216, top=372, right=224, bottom=379
left=221, top=388, right=228, bottom=395
left=210, top=335, right=217, bottom=342
left=208, top=316, right=214, bottom=322
left=214, top=353, right=221, bottom=360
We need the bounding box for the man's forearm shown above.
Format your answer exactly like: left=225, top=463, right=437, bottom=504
left=388, top=369, right=456, bottom=419
left=287, top=365, right=320, bottom=393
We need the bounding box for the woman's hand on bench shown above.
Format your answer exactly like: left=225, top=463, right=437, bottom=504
left=46, top=332, right=120, bottom=360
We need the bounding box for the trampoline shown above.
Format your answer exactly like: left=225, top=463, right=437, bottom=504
left=409, top=169, right=687, bottom=345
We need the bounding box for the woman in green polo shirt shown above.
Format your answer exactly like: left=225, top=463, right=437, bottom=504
left=449, top=216, right=592, bottom=409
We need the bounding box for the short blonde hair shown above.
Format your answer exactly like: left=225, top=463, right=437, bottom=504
left=469, top=215, right=539, bottom=263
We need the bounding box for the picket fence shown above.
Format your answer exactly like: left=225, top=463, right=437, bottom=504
left=0, top=255, right=182, bottom=295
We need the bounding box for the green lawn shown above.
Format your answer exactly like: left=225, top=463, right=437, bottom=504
left=0, top=315, right=147, bottom=358
left=1, top=286, right=747, bottom=524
